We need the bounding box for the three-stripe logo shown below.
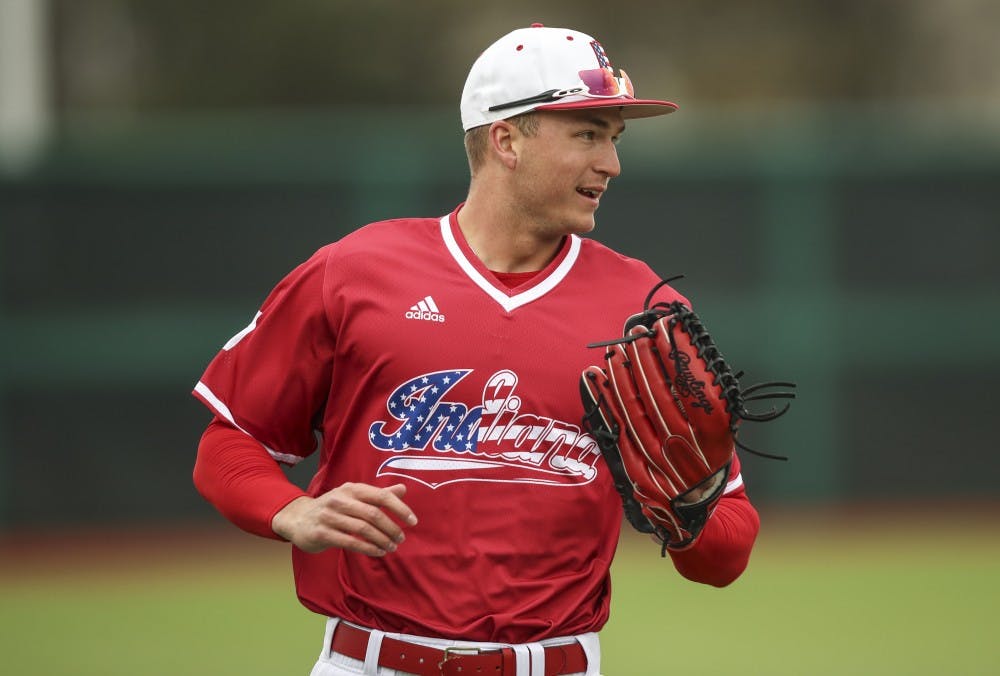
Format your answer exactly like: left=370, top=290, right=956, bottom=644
left=405, top=296, right=446, bottom=323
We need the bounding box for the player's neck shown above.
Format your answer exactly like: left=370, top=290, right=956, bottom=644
left=458, top=192, right=564, bottom=273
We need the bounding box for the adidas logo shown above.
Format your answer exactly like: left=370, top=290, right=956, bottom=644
left=405, top=295, right=446, bottom=323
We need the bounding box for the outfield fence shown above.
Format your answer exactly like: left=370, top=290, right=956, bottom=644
left=1, top=103, right=998, bottom=527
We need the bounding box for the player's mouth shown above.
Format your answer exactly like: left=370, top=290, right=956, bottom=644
left=577, top=186, right=604, bottom=204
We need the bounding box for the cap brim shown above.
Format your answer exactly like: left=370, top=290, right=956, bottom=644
left=535, top=97, right=678, bottom=119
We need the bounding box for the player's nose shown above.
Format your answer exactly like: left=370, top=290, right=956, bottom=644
left=596, top=142, right=621, bottom=178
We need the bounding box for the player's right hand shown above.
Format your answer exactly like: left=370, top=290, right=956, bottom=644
left=270, top=483, right=418, bottom=557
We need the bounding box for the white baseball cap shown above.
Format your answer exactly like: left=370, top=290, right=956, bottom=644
left=460, top=23, right=678, bottom=131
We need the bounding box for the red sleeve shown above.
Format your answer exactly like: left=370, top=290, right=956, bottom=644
left=192, top=417, right=308, bottom=539
left=192, top=245, right=336, bottom=465
left=667, top=454, right=760, bottom=587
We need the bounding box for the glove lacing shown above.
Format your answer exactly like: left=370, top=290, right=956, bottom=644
left=640, top=278, right=797, bottom=461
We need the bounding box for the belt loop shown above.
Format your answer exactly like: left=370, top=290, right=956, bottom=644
left=576, top=632, right=601, bottom=676
left=512, top=644, right=530, bottom=675
left=362, top=627, right=385, bottom=676
left=527, top=642, right=545, bottom=676
left=321, top=618, right=341, bottom=660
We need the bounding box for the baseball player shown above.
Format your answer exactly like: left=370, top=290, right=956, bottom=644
left=193, top=24, right=762, bottom=676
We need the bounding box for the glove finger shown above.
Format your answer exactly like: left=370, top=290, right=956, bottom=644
left=626, top=326, right=716, bottom=488
left=582, top=364, right=681, bottom=542
left=653, top=316, right=734, bottom=475
left=626, top=325, right=686, bottom=438
left=653, top=315, right=732, bottom=449
left=603, top=343, right=684, bottom=499
left=620, top=328, right=718, bottom=496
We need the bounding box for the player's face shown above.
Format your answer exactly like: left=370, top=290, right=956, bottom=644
left=512, top=108, right=625, bottom=237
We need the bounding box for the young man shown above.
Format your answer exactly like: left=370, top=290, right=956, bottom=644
left=193, top=24, right=760, bottom=676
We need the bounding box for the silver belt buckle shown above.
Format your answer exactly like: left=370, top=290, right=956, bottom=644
left=438, top=646, right=483, bottom=673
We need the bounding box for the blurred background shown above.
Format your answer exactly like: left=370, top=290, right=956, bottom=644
left=1, top=0, right=998, bottom=673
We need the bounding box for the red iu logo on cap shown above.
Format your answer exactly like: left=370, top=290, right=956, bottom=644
left=590, top=40, right=612, bottom=69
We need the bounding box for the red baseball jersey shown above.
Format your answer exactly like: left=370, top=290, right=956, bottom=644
left=193, top=206, right=749, bottom=643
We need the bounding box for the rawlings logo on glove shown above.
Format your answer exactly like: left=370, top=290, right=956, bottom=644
left=670, top=350, right=714, bottom=413
left=580, top=279, right=795, bottom=554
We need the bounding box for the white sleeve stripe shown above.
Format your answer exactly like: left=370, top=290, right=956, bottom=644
left=724, top=473, right=744, bottom=494
left=193, top=381, right=305, bottom=466
left=194, top=380, right=236, bottom=423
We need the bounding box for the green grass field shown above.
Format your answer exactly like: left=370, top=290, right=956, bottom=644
left=1, top=510, right=997, bottom=675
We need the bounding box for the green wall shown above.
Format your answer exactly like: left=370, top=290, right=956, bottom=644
left=2, top=105, right=998, bottom=526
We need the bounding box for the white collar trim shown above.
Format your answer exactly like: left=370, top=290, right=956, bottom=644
left=440, top=215, right=581, bottom=312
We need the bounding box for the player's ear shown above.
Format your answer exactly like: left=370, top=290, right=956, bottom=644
left=488, top=120, right=519, bottom=170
